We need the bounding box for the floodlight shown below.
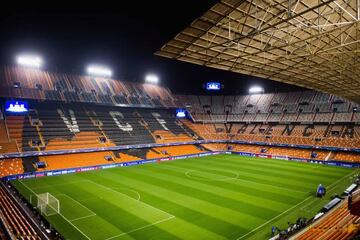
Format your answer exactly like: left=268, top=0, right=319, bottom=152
left=145, top=74, right=159, bottom=84
left=87, top=65, right=112, bottom=78
left=16, top=55, right=43, bottom=68
left=249, top=86, right=264, bottom=94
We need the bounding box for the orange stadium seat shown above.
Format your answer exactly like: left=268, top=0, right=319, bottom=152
left=0, top=158, right=23, bottom=177
left=0, top=184, right=40, bottom=239
left=296, top=200, right=360, bottom=240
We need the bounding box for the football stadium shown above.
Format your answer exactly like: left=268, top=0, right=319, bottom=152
left=0, top=1, right=360, bottom=240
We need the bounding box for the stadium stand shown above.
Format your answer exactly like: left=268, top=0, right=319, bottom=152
left=0, top=145, right=208, bottom=175
left=0, top=66, right=359, bottom=173
left=0, top=66, right=177, bottom=108
left=0, top=158, right=23, bottom=178
left=295, top=199, right=360, bottom=240
left=152, top=145, right=207, bottom=157
left=0, top=184, right=41, bottom=239
left=1, top=101, right=195, bottom=153
left=40, top=151, right=140, bottom=171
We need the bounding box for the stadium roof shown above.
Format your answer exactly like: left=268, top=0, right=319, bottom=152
left=155, top=0, right=360, bottom=103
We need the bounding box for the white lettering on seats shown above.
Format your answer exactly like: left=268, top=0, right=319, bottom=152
left=110, top=111, right=133, bottom=131
left=57, top=109, right=80, bottom=133
left=152, top=113, right=168, bottom=130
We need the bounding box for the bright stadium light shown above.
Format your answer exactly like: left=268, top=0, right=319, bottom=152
left=249, top=86, right=264, bottom=94
left=145, top=74, right=159, bottom=84
left=16, top=54, right=43, bottom=68
left=87, top=65, right=112, bottom=78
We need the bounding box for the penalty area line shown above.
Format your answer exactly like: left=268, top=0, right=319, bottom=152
left=18, top=180, right=92, bottom=240
left=56, top=194, right=96, bottom=215
left=85, top=180, right=175, bottom=218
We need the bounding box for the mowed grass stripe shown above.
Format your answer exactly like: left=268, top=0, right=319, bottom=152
left=117, top=165, right=282, bottom=219
left=23, top=174, right=232, bottom=239
left=216, top=155, right=351, bottom=176
left=89, top=171, right=264, bottom=228
left=21, top=179, right=180, bottom=240
left=152, top=161, right=305, bottom=199
left=216, top=156, right=352, bottom=185
left=13, top=155, right=355, bottom=240
left=86, top=172, right=245, bottom=239
left=160, top=164, right=307, bottom=201
left=170, top=160, right=316, bottom=194
left=179, top=156, right=342, bottom=188
left=185, top=156, right=337, bottom=184
left=213, top=155, right=350, bottom=179
left=67, top=182, right=179, bottom=240
left=153, top=163, right=304, bottom=204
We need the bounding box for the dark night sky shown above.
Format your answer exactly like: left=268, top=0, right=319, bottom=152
left=0, top=1, right=306, bottom=95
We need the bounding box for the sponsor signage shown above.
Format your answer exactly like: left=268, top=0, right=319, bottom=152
left=3, top=151, right=360, bottom=181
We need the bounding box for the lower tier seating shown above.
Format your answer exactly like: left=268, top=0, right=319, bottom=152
left=40, top=151, right=140, bottom=171
left=1, top=143, right=360, bottom=178
left=0, top=145, right=208, bottom=175
left=0, top=158, right=23, bottom=177
left=0, top=184, right=40, bottom=239
left=296, top=199, right=360, bottom=240
left=333, top=152, right=360, bottom=163
left=200, top=143, right=360, bottom=162
left=152, top=145, right=206, bottom=157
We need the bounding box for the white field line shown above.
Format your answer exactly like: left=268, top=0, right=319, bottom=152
left=19, top=180, right=92, bottom=240
left=326, top=170, right=356, bottom=190
left=55, top=193, right=97, bottom=221
left=70, top=214, right=97, bottom=222
left=185, top=169, right=239, bottom=181
left=236, top=195, right=313, bottom=240
left=104, top=215, right=175, bottom=240
left=235, top=169, right=357, bottom=240
left=299, top=170, right=356, bottom=210
left=112, top=188, right=141, bottom=201
left=85, top=180, right=175, bottom=218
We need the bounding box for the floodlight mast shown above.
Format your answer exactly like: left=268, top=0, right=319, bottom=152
left=145, top=74, right=159, bottom=84
left=17, top=55, right=43, bottom=68
left=249, top=86, right=264, bottom=94
left=87, top=65, right=112, bottom=78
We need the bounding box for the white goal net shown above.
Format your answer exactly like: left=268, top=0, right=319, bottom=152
left=37, top=193, right=60, bottom=216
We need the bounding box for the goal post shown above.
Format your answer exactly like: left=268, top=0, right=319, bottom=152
left=37, top=193, right=60, bottom=216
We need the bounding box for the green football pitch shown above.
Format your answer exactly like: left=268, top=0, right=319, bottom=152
left=13, top=154, right=357, bottom=240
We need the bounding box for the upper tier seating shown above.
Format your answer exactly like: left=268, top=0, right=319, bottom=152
left=178, top=91, right=357, bottom=124
left=183, top=121, right=360, bottom=150
left=1, top=101, right=196, bottom=153
left=0, top=66, right=177, bottom=108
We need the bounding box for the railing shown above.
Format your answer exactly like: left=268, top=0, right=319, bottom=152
left=0, top=211, right=16, bottom=240
left=1, top=138, right=360, bottom=160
